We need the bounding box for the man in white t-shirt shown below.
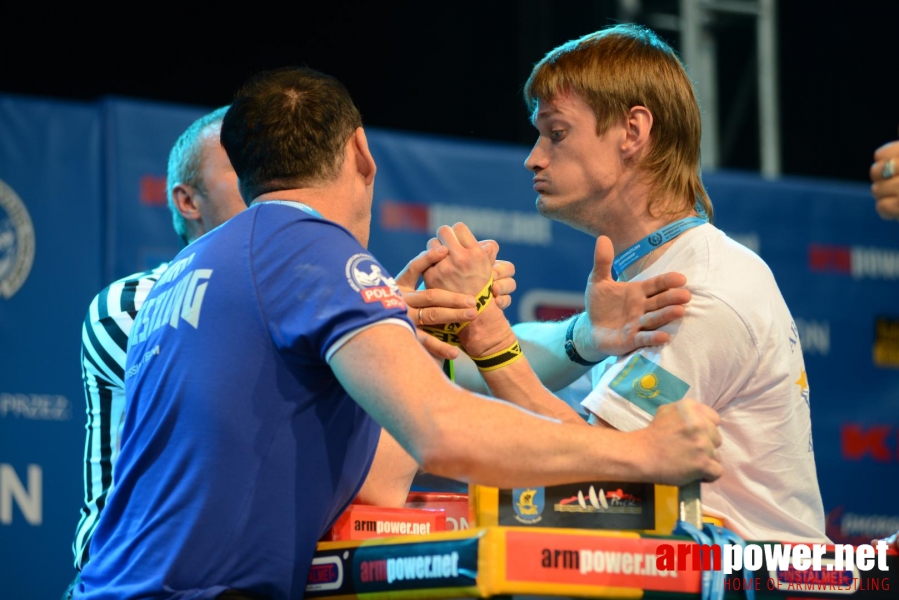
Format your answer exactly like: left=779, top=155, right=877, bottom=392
left=435, top=23, right=827, bottom=542
left=580, top=225, right=824, bottom=542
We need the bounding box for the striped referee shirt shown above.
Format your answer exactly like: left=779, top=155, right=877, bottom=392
left=72, top=262, right=168, bottom=569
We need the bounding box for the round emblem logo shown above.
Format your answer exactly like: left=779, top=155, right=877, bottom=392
left=345, top=253, right=399, bottom=294
left=0, top=179, right=35, bottom=299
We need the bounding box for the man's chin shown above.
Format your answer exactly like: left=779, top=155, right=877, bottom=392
left=535, top=195, right=557, bottom=218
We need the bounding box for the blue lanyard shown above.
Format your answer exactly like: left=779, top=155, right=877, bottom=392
left=611, top=204, right=708, bottom=280
left=257, top=199, right=325, bottom=219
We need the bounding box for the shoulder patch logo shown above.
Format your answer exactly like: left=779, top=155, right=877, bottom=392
left=345, top=253, right=405, bottom=310
left=0, top=179, right=35, bottom=299
left=609, top=354, right=690, bottom=415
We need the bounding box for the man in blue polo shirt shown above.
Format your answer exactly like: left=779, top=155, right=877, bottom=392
left=75, top=66, right=723, bottom=599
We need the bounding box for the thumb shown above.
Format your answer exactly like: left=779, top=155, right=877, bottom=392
left=395, top=246, right=448, bottom=288
left=589, top=235, right=615, bottom=283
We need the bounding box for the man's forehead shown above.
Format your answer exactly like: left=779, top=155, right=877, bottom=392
left=531, top=91, right=588, bottom=123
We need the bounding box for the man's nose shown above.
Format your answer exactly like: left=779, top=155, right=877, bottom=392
left=524, top=142, right=546, bottom=172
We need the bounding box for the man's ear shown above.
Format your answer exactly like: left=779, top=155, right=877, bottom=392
left=621, top=106, right=653, bottom=160
left=171, top=184, right=201, bottom=220
left=351, top=127, right=377, bottom=186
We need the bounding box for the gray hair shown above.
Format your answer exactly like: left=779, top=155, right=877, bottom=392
left=166, top=105, right=230, bottom=244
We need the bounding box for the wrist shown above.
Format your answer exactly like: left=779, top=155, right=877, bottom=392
left=567, top=313, right=605, bottom=365
left=460, top=303, right=515, bottom=357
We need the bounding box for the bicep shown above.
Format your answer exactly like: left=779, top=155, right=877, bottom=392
left=329, top=321, right=458, bottom=464
left=582, top=294, right=754, bottom=424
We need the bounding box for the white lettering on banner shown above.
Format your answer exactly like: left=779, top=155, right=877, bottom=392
left=841, top=513, right=899, bottom=538
left=429, top=204, right=552, bottom=246
left=851, top=247, right=899, bottom=280
left=0, top=393, right=71, bottom=420
left=795, top=318, right=830, bottom=356
left=0, top=464, right=41, bottom=525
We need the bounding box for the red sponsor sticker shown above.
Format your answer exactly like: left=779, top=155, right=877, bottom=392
left=504, top=530, right=700, bottom=593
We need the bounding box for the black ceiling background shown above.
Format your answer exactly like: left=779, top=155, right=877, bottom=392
left=2, top=1, right=896, bottom=185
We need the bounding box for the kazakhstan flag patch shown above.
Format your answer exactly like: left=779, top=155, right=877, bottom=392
left=609, top=355, right=690, bottom=415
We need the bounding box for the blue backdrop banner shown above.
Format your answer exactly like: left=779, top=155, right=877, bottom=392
left=0, top=95, right=103, bottom=599
left=0, top=94, right=896, bottom=598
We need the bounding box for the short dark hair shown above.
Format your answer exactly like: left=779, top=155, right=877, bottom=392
left=221, top=67, right=363, bottom=203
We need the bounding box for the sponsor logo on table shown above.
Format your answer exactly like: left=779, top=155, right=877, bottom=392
left=306, top=555, right=344, bottom=592
left=513, top=487, right=544, bottom=524
left=350, top=537, right=479, bottom=593
left=555, top=486, right=643, bottom=515
left=770, top=558, right=858, bottom=594
left=505, top=531, right=694, bottom=593
left=359, top=551, right=460, bottom=584
left=354, top=519, right=432, bottom=535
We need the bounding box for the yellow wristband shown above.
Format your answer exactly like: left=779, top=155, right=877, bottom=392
left=421, top=276, right=494, bottom=343
left=470, top=340, right=524, bottom=372
left=421, top=327, right=462, bottom=347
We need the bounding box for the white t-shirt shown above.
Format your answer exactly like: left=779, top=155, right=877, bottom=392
left=582, top=223, right=828, bottom=543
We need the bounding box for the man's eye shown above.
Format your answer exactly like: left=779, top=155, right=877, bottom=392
left=551, top=130, right=565, bottom=141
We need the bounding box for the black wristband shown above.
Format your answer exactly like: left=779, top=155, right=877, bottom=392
left=564, top=314, right=602, bottom=366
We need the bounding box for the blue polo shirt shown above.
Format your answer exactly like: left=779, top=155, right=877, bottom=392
left=76, top=202, right=413, bottom=599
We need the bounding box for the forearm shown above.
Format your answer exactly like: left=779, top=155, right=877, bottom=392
left=425, top=387, right=647, bottom=488
left=331, top=327, right=650, bottom=490
left=448, top=353, right=489, bottom=394
left=511, top=318, right=599, bottom=391
left=458, top=304, right=582, bottom=423
left=450, top=322, right=592, bottom=397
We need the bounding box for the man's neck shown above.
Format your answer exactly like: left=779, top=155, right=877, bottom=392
left=604, top=194, right=697, bottom=281
left=252, top=183, right=370, bottom=247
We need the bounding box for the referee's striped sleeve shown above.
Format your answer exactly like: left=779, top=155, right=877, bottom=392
left=72, top=263, right=167, bottom=569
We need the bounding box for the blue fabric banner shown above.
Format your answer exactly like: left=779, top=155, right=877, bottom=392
left=0, top=95, right=896, bottom=598
left=0, top=94, right=103, bottom=599
left=103, top=97, right=215, bottom=282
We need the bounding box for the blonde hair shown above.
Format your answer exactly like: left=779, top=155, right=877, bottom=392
left=524, top=23, right=713, bottom=222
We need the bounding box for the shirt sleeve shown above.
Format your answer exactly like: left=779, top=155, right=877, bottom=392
left=75, top=266, right=162, bottom=568
left=251, top=215, right=414, bottom=363
left=581, top=290, right=759, bottom=430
